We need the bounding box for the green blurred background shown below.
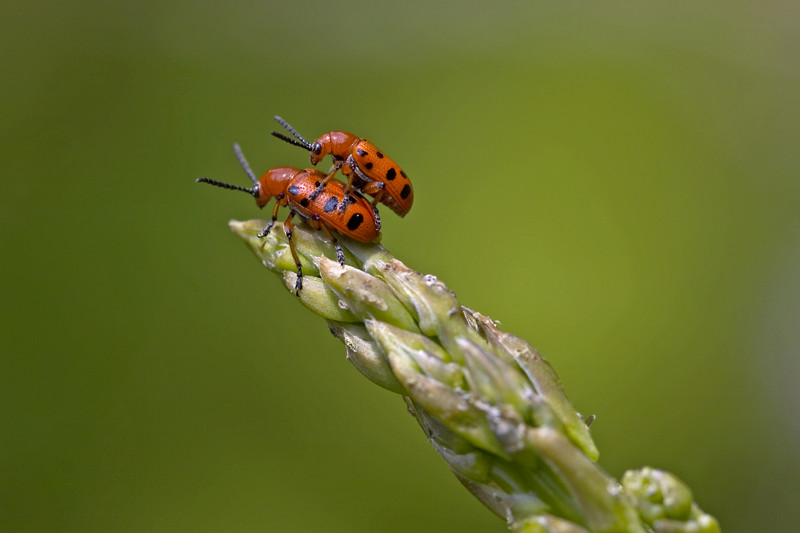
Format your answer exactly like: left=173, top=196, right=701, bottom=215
left=2, top=1, right=798, bottom=531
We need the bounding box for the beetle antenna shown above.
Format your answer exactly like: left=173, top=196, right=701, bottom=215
left=196, top=177, right=257, bottom=198
left=270, top=131, right=313, bottom=150
left=233, top=143, right=258, bottom=185
left=273, top=116, right=313, bottom=149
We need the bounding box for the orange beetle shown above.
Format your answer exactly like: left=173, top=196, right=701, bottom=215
left=270, top=116, right=414, bottom=217
left=197, top=143, right=381, bottom=294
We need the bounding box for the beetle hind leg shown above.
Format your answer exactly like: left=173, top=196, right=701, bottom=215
left=361, top=181, right=386, bottom=208
left=282, top=212, right=303, bottom=295
left=372, top=205, right=381, bottom=232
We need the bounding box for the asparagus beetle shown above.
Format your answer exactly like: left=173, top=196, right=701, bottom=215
left=197, top=143, right=381, bottom=294
left=271, top=116, right=413, bottom=217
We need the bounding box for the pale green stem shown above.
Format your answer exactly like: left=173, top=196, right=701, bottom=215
left=224, top=219, right=720, bottom=533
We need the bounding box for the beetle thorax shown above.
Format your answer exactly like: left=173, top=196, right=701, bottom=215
left=257, top=167, right=301, bottom=206
left=311, top=131, right=360, bottom=165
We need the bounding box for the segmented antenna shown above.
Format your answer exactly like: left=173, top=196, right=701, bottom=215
left=270, top=131, right=312, bottom=150
left=272, top=116, right=313, bottom=150
left=233, top=143, right=258, bottom=185
left=196, top=177, right=257, bottom=198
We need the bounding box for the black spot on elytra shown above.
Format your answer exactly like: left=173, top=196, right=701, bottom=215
left=400, top=170, right=408, bottom=179
left=347, top=212, right=364, bottom=231
left=356, top=148, right=368, bottom=157
left=300, top=197, right=310, bottom=207
left=400, top=184, right=411, bottom=199
left=314, top=181, right=321, bottom=187
left=365, top=162, right=373, bottom=170
left=376, top=151, right=384, bottom=158
left=323, top=197, right=338, bottom=213
left=288, top=185, right=300, bottom=195
left=386, top=168, right=396, bottom=180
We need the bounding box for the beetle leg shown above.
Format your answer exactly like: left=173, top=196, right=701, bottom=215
left=282, top=212, right=303, bottom=295
left=309, top=161, right=343, bottom=201
left=337, top=193, right=358, bottom=214
left=334, top=172, right=361, bottom=214
left=318, top=222, right=345, bottom=265
left=257, top=201, right=282, bottom=239
left=372, top=205, right=381, bottom=232
left=361, top=181, right=386, bottom=207
left=341, top=168, right=357, bottom=195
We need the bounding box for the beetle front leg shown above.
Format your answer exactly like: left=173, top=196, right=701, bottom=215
left=257, top=200, right=283, bottom=239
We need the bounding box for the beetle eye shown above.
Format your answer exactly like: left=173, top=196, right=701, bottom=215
left=312, top=143, right=322, bottom=155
